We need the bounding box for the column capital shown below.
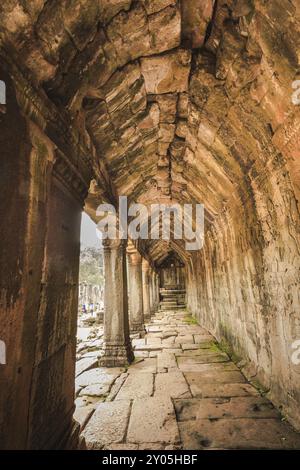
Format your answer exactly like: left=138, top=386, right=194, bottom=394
left=102, top=238, right=127, bottom=251
left=142, top=258, right=150, bottom=272
left=127, top=250, right=142, bottom=266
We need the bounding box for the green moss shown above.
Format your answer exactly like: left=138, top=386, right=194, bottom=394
left=184, top=315, right=198, bottom=325
left=216, top=339, right=241, bottom=363
left=208, top=341, right=221, bottom=353
left=250, top=379, right=269, bottom=396
left=217, top=322, right=243, bottom=364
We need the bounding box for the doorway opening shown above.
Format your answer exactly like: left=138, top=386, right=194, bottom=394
left=159, top=253, right=186, bottom=311
left=75, top=212, right=105, bottom=425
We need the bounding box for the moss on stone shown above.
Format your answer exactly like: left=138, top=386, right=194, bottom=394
left=249, top=379, right=269, bottom=396
left=184, top=315, right=198, bottom=325
left=208, top=341, right=221, bottom=352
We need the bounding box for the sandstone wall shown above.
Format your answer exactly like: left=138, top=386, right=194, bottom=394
left=0, top=0, right=299, bottom=446
left=0, top=61, right=89, bottom=449
left=187, top=163, right=300, bottom=429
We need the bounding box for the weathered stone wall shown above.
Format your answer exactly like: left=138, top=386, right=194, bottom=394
left=0, top=65, right=55, bottom=448
left=0, top=0, right=300, bottom=446
left=0, top=61, right=90, bottom=449
left=179, top=0, right=300, bottom=431
left=27, top=174, right=82, bottom=449
left=186, top=161, right=300, bottom=429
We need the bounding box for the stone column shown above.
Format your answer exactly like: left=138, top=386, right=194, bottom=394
left=99, top=239, right=134, bottom=367
left=149, top=269, right=155, bottom=315
left=155, top=273, right=160, bottom=310
left=152, top=271, right=158, bottom=313
left=158, top=273, right=161, bottom=303
left=142, top=259, right=151, bottom=322
left=127, top=248, right=145, bottom=337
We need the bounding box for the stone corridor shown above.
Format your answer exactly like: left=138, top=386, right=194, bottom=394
left=75, top=310, right=300, bottom=450
left=1, top=0, right=300, bottom=451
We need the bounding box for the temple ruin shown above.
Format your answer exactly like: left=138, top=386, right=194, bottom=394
left=0, top=0, right=300, bottom=450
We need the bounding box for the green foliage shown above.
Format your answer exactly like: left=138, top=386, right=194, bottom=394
left=217, top=339, right=241, bottom=363
left=184, top=314, right=198, bottom=325
left=208, top=341, right=221, bottom=352
left=79, top=246, right=104, bottom=285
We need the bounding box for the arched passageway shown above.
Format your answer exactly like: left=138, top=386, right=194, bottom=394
left=0, top=0, right=300, bottom=450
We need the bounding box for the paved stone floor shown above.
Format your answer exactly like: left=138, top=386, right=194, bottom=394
left=75, top=310, right=300, bottom=450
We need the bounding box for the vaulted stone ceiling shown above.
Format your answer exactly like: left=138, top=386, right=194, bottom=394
left=1, top=0, right=299, bottom=265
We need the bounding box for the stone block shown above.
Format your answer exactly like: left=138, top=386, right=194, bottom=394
left=127, top=397, right=180, bottom=444
left=82, top=400, right=131, bottom=449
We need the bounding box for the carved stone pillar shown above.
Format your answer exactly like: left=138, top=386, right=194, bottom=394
left=151, top=271, right=158, bottom=314
left=127, top=248, right=145, bottom=336
left=149, top=269, right=155, bottom=315
left=142, top=259, right=151, bottom=322
left=99, top=239, right=134, bottom=367
left=154, top=273, right=160, bottom=311
left=153, top=272, right=159, bottom=312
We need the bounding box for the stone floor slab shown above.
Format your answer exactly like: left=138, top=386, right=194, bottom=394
left=134, top=351, right=149, bottom=358
left=76, top=367, right=123, bottom=388
left=189, top=382, right=260, bottom=398
left=127, top=397, right=180, bottom=444
left=147, top=326, right=163, bottom=333
left=179, top=418, right=300, bottom=449
left=74, top=404, right=95, bottom=429
left=181, top=344, right=200, bottom=350
left=184, top=370, right=246, bottom=384
left=80, top=351, right=99, bottom=359
left=146, top=337, right=162, bottom=345
left=79, top=383, right=111, bottom=398
left=157, top=351, right=177, bottom=371
left=178, top=347, right=226, bottom=355
left=128, top=358, right=157, bottom=374
left=106, top=373, right=128, bottom=401
left=82, top=400, right=131, bottom=449
left=161, top=331, right=178, bottom=339
left=174, top=396, right=280, bottom=421
left=75, top=357, right=99, bottom=377
left=132, top=338, right=146, bottom=347
left=115, top=372, right=154, bottom=400
left=155, top=372, right=191, bottom=399
left=178, top=351, right=229, bottom=362
left=177, top=356, right=234, bottom=368
left=162, top=337, right=177, bottom=345
left=134, top=344, right=162, bottom=352
left=194, top=334, right=215, bottom=343
left=163, top=348, right=183, bottom=354
left=104, top=444, right=139, bottom=450
left=175, top=335, right=194, bottom=344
